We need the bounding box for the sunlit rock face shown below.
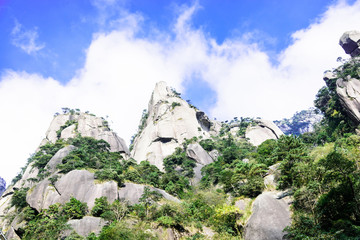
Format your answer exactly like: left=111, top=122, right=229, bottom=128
left=244, top=191, right=291, bottom=240
left=41, top=112, right=129, bottom=154
left=336, top=76, right=360, bottom=124
left=245, top=119, right=283, bottom=146
left=131, top=81, right=214, bottom=171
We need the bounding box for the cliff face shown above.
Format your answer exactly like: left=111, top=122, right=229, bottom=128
left=130, top=81, right=215, bottom=170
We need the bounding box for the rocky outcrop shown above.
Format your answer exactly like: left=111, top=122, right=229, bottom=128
left=245, top=119, right=283, bottom=146
left=65, top=216, right=107, bottom=237
left=26, top=170, right=179, bottom=212
left=26, top=170, right=119, bottom=211
left=186, top=143, right=214, bottom=166
left=118, top=183, right=180, bottom=204
left=264, top=163, right=281, bottom=190
left=336, top=76, right=360, bottom=123
left=244, top=191, right=291, bottom=240
left=13, top=162, right=39, bottom=189
left=340, top=30, right=360, bottom=57
left=131, top=82, right=213, bottom=170
left=45, top=145, right=76, bottom=173
left=186, top=143, right=214, bottom=184
left=41, top=112, right=129, bottom=154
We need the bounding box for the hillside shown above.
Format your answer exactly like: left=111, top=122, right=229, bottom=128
left=1, top=31, right=360, bottom=240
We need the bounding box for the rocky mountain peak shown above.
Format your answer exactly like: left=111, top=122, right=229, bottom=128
left=131, top=81, right=215, bottom=170
left=40, top=111, right=129, bottom=154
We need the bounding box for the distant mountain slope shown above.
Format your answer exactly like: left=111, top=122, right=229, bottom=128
left=0, top=177, right=5, bottom=197
left=274, top=108, right=322, bottom=135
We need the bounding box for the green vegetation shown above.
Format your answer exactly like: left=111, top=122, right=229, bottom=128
left=17, top=198, right=88, bottom=239
left=171, top=102, right=181, bottom=109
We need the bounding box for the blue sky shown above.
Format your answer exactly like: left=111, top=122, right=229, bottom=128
left=1, top=0, right=360, bottom=184
left=0, top=0, right=337, bottom=84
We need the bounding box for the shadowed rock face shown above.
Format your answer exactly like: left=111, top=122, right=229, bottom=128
left=245, top=119, right=284, bottom=146
left=340, top=30, right=360, bottom=57
left=244, top=192, right=291, bottom=240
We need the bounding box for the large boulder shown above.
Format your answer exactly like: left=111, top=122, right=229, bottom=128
left=65, top=216, right=107, bottom=237
left=244, top=192, right=291, bottom=240
left=339, top=30, right=360, bottom=57
left=336, top=77, right=360, bottom=123
left=131, top=82, right=213, bottom=170
left=26, top=170, right=118, bottom=211
left=186, top=143, right=214, bottom=165
left=245, top=119, right=283, bottom=146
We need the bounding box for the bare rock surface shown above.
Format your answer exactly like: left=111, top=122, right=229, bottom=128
left=336, top=77, right=360, bottom=123
left=66, top=216, right=107, bottom=237
left=45, top=145, right=76, bottom=173
left=186, top=143, right=214, bottom=165
left=244, top=191, right=291, bottom=240
left=131, top=81, right=212, bottom=170
left=41, top=113, right=129, bottom=154
left=27, top=170, right=118, bottom=211
left=118, top=182, right=180, bottom=204
left=340, top=30, right=360, bottom=57
left=245, top=119, right=283, bottom=146
left=13, top=162, right=39, bottom=189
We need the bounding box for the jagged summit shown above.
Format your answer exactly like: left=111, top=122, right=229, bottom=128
left=40, top=111, right=129, bottom=154
left=131, top=81, right=217, bottom=170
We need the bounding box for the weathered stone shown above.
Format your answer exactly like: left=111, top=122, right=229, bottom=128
left=191, top=163, right=203, bottom=185
left=196, top=111, right=211, bottom=131
left=65, top=216, right=107, bottom=237
left=245, top=119, right=283, bottom=146
left=5, top=227, right=20, bottom=240
left=336, top=77, right=360, bottom=123
left=118, top=183, right=180, bottom=204
left=186, top=143, right=213, bottom=165
left=209, top=149, right=219, bottom=161
left=244, top=192, right=291, bottom=240
left=131, top=82, right=211, bottom=170
left=264, top=163, right=281, bottom=190
left=13, top=162, right=39, bottom=189
left=26, top=170, right=118, bottom=211
left=41, top=113, right=129, bottom=154
left=45, top=145, right=76, bottom=173
left=339, top=30, right=360, bottom=57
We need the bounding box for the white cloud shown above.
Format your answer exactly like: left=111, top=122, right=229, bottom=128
left=11, top=20, right=45, bottom=54
left=2, top=0, right=360, bottom=184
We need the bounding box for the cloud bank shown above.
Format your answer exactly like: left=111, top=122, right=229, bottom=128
left=1, top=1, right=360, bottom=183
